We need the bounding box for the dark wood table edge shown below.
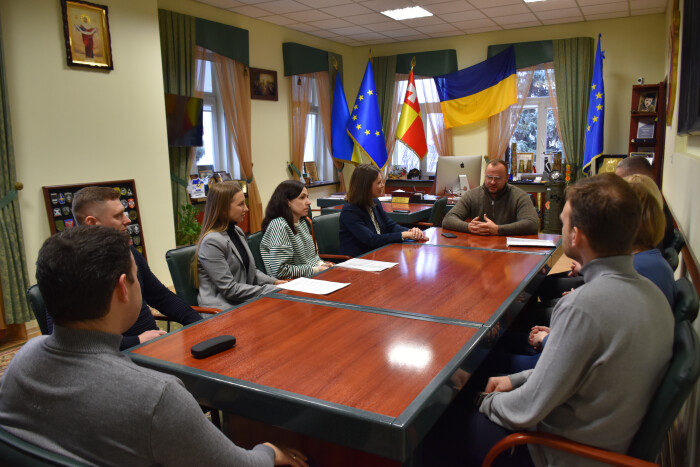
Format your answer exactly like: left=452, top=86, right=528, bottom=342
left=269, top=293, right=484, bottom=328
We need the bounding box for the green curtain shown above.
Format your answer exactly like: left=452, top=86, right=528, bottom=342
left=283, top=43, right=328, bottom=76
left=0, top=22, right=31, bottom=324
left=158, top=10, right=195, bottom=234
left=488, top=40, right=553, bottom=69
left=395, top=49, right=457, bottom=76
left=196, top=17, right=249, bottom=66
left=553, top=38, right=594, bottom=180
left=372, top=55, right=397, bottom=139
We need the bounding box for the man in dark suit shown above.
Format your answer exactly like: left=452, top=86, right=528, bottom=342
left=71, top=186, right=201, bottom=349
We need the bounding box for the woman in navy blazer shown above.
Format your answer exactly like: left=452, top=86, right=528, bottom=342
left=339, top=164, right=426, bottom=257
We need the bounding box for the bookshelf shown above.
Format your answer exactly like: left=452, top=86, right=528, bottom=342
left=628, top=82, right=666, bottom=186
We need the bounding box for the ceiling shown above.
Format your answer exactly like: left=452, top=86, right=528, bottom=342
left=194, top=0, right=669, bottom=46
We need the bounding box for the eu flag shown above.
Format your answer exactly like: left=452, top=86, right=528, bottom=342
left=582, top=34, right=605, bottom=175
left=331, top=71, right=356, bottom=162
left=347, top=60, right=388, bottom=169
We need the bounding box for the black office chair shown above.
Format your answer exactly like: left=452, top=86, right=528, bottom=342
left=673, top=276, right=699, bottom=323
left=0, top=425, right=88, bottom=466
left=26, top=285, right=50, bottom=335
left=484, top=319, right=700, bottom=466
left=417, top=196, right=448, bottom=228
left=309, top=213, right=351, bottom=262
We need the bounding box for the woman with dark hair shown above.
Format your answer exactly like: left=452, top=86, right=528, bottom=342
left=195, top=181, right=285, bottom=308
left=339, top=164, right=426, bottom=257
left=261, top=180, right=333, bottom=279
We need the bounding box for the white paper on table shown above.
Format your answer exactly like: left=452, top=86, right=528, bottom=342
left=277, top=277, right=350, bottom=295
left=506, top=237, right=556, bottom=247
left=377, top=196, right=392, bottom=202
left=335, top=258, right=398, bottom=272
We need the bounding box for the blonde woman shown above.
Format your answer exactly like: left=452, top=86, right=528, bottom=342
left=195, top=182, right=285, bottom=308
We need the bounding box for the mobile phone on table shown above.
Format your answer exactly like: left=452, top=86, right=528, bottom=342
left=393, top=209, right=410, bottom=213
left=442, top=232, right=457, bottom=238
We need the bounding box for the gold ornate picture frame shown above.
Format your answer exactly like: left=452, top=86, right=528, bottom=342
left=61, top=0, right=114, bottom=70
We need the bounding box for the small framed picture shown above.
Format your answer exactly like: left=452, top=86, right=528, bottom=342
left=61, top=0, right=113, bottom=70
left=250, top=67, right=278, bottom=101
left=637, top=91, right=657, bottom=112
left=304, top=162, right=319, bottom=183
left=637, top=118, right=655, bottom=139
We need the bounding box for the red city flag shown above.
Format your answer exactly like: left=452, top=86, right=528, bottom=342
left=396, top=70, right=428, bottom=159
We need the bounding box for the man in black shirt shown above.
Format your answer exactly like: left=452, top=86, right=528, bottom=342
left=71, top=186, right=201, bottom=349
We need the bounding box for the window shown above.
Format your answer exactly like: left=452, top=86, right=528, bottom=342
left=391, top=77, right=442, bottom=174
left=194, top=59, right=241, bottom=178
left=510, top=69, right=563, bottom=170
left=302, top=77, right=334, bottom=182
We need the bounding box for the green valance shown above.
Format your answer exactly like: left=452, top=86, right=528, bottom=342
left=395, top=49, right=457, bottom=76
left=195, top=17, right=249, bottom=66
left=488, top=40, right=553, bottom=69
left=283, top=43, right=329, bottom=76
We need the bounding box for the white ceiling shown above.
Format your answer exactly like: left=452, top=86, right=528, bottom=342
left=194, top=0, right=668, bottom=46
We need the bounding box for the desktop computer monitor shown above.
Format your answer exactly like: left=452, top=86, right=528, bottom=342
left=434, top=155, right=483, bottom=196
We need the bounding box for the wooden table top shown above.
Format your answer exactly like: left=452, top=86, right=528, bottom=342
left=277, top=242, right=549, bottom=324
left=131, top=296, right=479, bottom=419
left=422, top=227, right=561, bottom=252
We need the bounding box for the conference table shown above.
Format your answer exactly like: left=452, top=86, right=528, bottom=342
left=128, top=227, right=561, bottom=465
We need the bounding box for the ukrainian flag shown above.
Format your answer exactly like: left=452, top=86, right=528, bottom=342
left=433, top=47, right=516, bottom=129
left=331, top=71, right=357, bottom=163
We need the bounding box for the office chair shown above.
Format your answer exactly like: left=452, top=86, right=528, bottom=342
left=673, top=276, right=698, bottom=323
left=164, top=245, right=220, bottom=315
left=483, top=320, right=700, bottom=467
left=245, top=231, right=267, bottom=274
left=417, top=196, right=448, bottom=228
left=0, top=425, right=88, bottom=466
left=26, top=285, right=49, bottom=335
left=309, top=213, right=351, bottom=262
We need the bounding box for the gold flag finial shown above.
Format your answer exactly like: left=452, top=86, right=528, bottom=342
left=332, top=56, right=338, bottom=70
left=411, top=56, right=416, bottom=69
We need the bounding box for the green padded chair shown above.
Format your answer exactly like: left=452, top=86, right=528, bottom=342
left=673, top=276, right=699, bottom=323
left=310, top=213, right=351, bottom=262
left=245, top=231, right=267, bottom=274
left=26, top=285, right=50, bottom=335
left=417, top=196, right=448, bottom=229
left=164, top=246, right=219, bottom=315
left=484, top=319, right=700, bottom=466
left=0, top=425, right=88, bottom=466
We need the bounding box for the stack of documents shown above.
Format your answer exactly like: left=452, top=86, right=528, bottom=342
left=506, top=237, right=556, bottom=248
left=277, top=277, right=350, bottom=295
left=336, top=258, right=398, bottom=272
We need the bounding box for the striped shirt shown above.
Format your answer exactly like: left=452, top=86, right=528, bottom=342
left=260, top=217, right=321, bottom=279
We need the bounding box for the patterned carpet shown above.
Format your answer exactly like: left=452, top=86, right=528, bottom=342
left=0, top=343, right=24, bottom=380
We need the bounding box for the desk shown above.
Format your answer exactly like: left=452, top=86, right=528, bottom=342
left=128, top=234, right=560, bottom=464
left=321, top=202, right=433, bottom=224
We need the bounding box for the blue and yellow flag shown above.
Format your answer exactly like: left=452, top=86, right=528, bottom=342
left=331, top=71, right=357, bottom=163
left=582, top=34, right=605, bottom=175
left=433, top=47, right=516, bottom=129
left=347, top=60, right=388, bottom=169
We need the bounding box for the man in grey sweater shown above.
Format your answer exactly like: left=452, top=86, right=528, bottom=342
left=471, top=174, right=674, bottom=466
left=0, top=226, right=307, bottom=467
left=442, top=159, right=539, bottom=235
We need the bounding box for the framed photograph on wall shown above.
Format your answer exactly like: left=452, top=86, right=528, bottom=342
left=250, top=67, right=278, bottom=101
left=304, top=162, right=319, bottom=183
left=61, top=0, right=114, bottom=70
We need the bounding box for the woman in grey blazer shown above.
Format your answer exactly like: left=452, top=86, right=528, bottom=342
left=194, top=182, right=284, bottom=308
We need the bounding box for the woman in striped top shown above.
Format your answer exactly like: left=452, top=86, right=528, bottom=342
left=260, top=180, right=333, bottom=279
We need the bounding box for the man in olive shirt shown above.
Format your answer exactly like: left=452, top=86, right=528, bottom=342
left=442, top=160, right=539, bottom=235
